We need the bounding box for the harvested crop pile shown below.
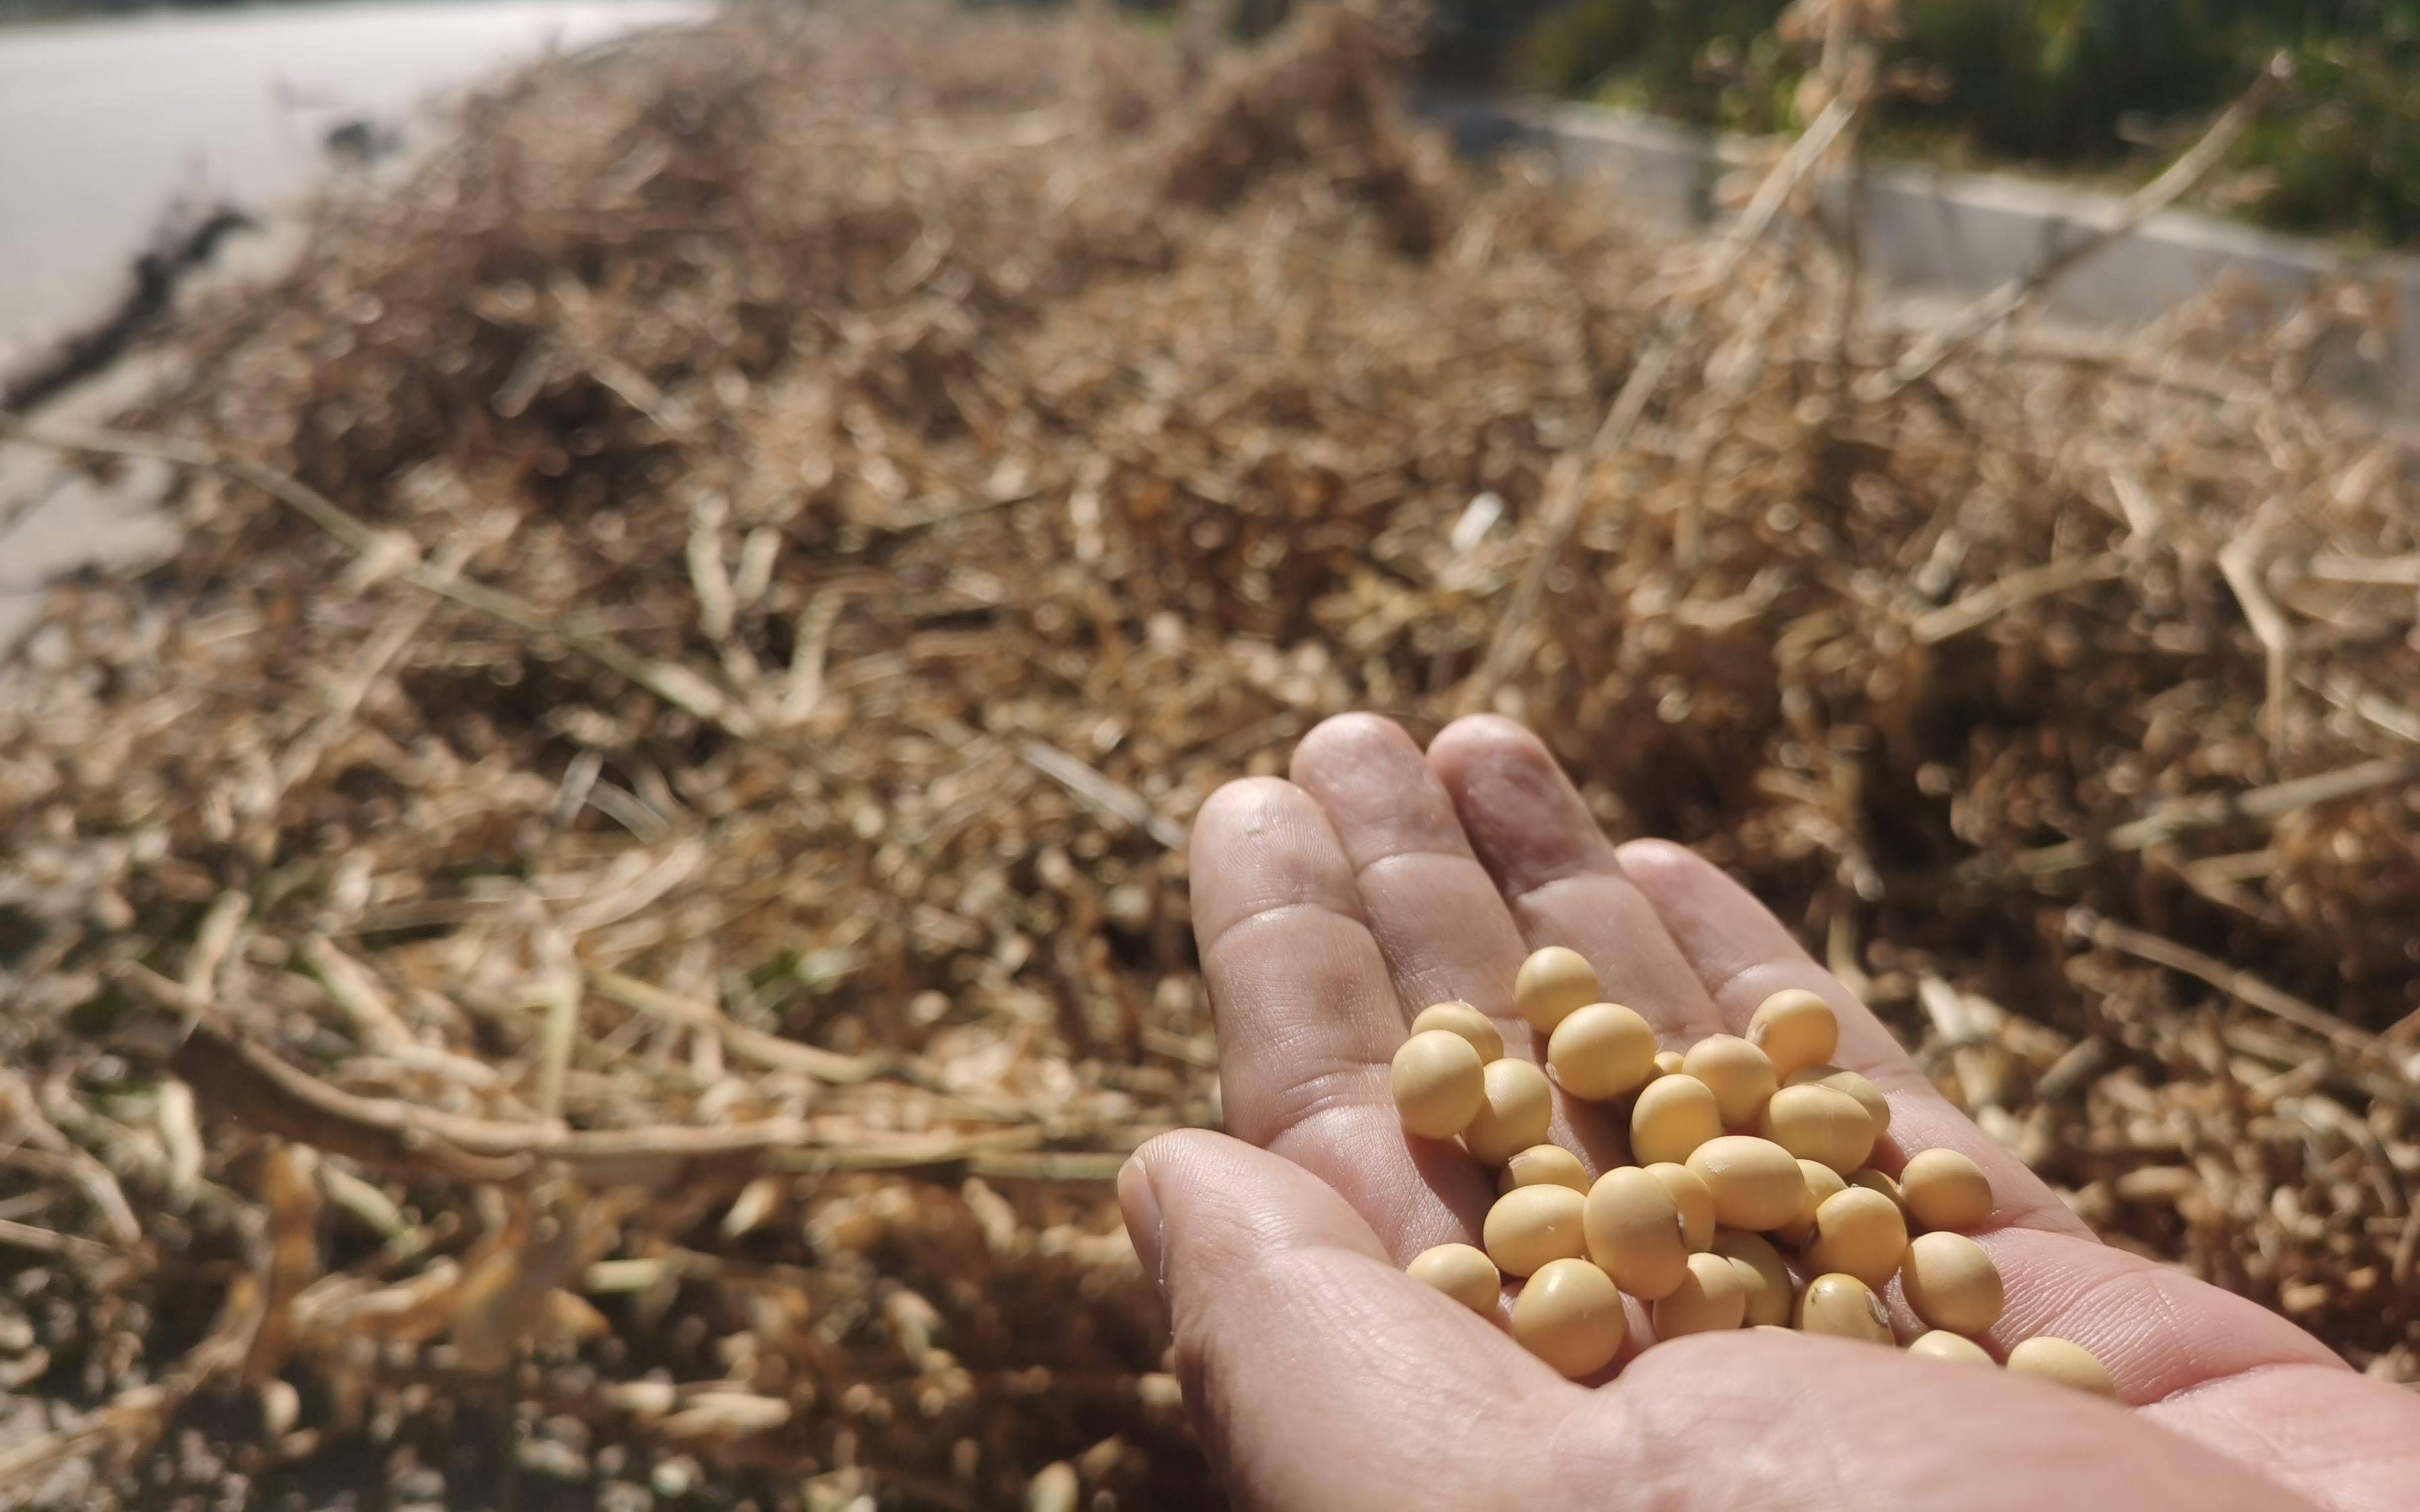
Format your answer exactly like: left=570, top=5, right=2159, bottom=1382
left=2, top=2, right=2417, bottom=1507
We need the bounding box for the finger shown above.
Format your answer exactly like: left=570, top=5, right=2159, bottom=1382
left=1428, top=716, right=1725, bottom=1047
left=1190, top=777, right=1495, bottom=1255
left=1565, top=1333, right=2321, bottom=1512
left=1613, top=836, right=2083, bottom=1236
left=1291, top=714, right=1627, bottom=1172
left=1122, top=1130, right=1568, bottom=1512
left=1611, top=838, right=2362, bottom=1412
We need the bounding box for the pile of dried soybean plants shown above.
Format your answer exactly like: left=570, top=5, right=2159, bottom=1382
left=1, top=1, right=2417, bottom=1506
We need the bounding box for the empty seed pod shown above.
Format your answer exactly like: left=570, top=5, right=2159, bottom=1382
left=1747, top=989, right=1839, bottom=1079
left=1501, top=1144, right=1591, bottom=1194
left=1512, top=1257, right=1627, bottom=1379
left=1465, top=1058, right=1554, bottom=1165
left=1514, top=947, right=1601, bottom=1034
left=1410, top=1001, right=1503, bottom=1064
left=1407, top=1243, right=1501, bottom=1316
left=1390, top=1030, right=1486, bottom=1140
left=1583, top=1166, right=1691, bottom=1300
left=1645, top=1162, right=1716, bottom=1251
left=2006, top=1337, right=2116, bottom=1397
left=1483, top=1183, right=1589, bottom=1278
left=1547, top=1002, right=1658, bottom=1100
left=1631, top=1073, right=1723, bottom=1166
left=1685, top=1135, right=1808, bottom=1232
left=1757, top=1084, right=1875, bottom=1174
left=1805, top=1186, right=1909, bottom=1289
left=1682, top=1035, right=1777, bottom=1127
left=1796, top=1273, right=1893, bottom=1344
left=1901, top=1232, right=2005, bottom=1336
left=1652, top=1250, right=1747, bottom=1338
left=1901, top=1148, right=1995, bottom=1232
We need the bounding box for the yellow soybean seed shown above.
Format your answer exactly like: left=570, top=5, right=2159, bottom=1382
left=1909, top=1330, right=1995, bottom=1366
left=1645, top=1163, right=1716, bottom=1251
left=1514, top=947, right=1601, bottom=1034
left=1512, top=1257, right=1627, bottom=1379
left=1583, top=1166, right=1691, bottom=1300
left=1390, top=1030, right=1487, bottom=1140
left=1901, top=1148, right=1995, bottom=1231
left=1775, top=1159, right=1846, bottom=1245
left=1757, top=1084, right=1875, bottom=1174
left=1501, top=1144, right=1591, bottom=1194
left=1712, top=1230, right=1792, bottom=1327
left=1900, top=1232, right=2005, bottom=1336
left=1848, top=1166, right=1906, bottom=1211
left=1796, top=1273, right=1892, bottom=1344
left=1406, top=1243, right=1501, bottom=1316
left=1747, top=989, right=1839, bottom=1079
left=1652, top=1250, right=1747, bottom=1338
left=1788, top=1064, right=1890, bottom=1133
left=1652, top=1050, right=1685, bottom=1078
left=1685, top=1136, right=1808, bottom=1232
left=1682, top=1035, right=1778, bottom=1127
left=2006, top=1336, right=2116, bottom=1397
left=1410, top=1001, right=1503, bottom=1064
left=1483, top=1183, right=1588, bottom=1277
left=1465, top=1059, right=1554, bottom=1165
left=1631, top=1074, right=1723, bottom=1166
left=1806, top=1186, right=1909, bottom=1289
left=1547, top=1001, right=1658, bottom=1100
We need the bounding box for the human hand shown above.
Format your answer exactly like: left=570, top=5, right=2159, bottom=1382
left=1120, top=714, right=2420, bottom=1511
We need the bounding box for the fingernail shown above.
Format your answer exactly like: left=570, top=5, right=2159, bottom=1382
left=1118, top=1153, right=1166, bottom=1298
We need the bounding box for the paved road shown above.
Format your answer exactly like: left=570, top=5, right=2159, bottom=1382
left=0, top=0, right=703, bottom=647
left=0, top=0, right=702, bottom=372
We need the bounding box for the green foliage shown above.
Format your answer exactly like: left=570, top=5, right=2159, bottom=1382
left=1489, top=0, right=2420, bottom=245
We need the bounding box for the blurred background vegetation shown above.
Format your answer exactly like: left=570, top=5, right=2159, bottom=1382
left=7, top=0, right=2418, bottom=245
left=1473, top=0, right=2420, bottom=247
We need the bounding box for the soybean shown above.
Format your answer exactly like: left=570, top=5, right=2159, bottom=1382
left=1390, top=1031, right=1486, bottom=1140
left=1747, top=989, right=1839, bottom=1079
left=1645, top=1162, right=1716, bottom=1251
left=1651, top=1050, right=1685, bottom=1079
left=2006, top=1336, right=2116, bottom=1398
left=1407, top=1243, right=1501, bottom=1316
left=1757, top=1083, right=1876, bottom=1174
left=1900, top=1231, right=2004, bottom=1336
left=1682, top=1035, right=1777, bottom=1127
left=1788, top=1064, right=1890, bottom=1134
left=1548, top=1001, right=1658, bottom=1101
left=1512, top=1257, right=1627, bottom=1379
left=1848, top=1166, right=1906, bottom=1212
left=1514, top=947, right=1601, bottom=1034
left=1583, top=1166, right=1691, bottom=1300
left=1501, top=1144, right=1591, bottom=1195
left=1712, top=1231, right=1793, bottom=1327
left=1410, top=1001, right=1503, bottom=1064
left=1901, top=1148, right=1995, bottom=1232
left=1805, top=1186, right=1909, bottom=1290
left=1685, top=1135, right=1807, bottom=1232
left=1483, top=1184, right=1588, bottom=1277
left=1465, top=1058, right=1554, bottom=1165
left=1796, top=1273, right=1893, bottom=1344
left=1652, top=1250, right=1747, bottom=1338
left=1632, top=1074, right=1723, bottom=1166
left=1908, top=1330, right=1995, bottom=1367
left=1775, top=1159, right=1846, bottom=1245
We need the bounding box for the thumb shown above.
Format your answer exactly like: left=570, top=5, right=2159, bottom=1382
left=1121, top=1129, right=1568, bottom=1512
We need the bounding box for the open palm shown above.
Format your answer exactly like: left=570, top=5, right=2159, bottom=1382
left=1120, top=714, right=2420, bottom=1512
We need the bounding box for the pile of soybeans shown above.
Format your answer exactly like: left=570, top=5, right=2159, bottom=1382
left=1397, top=948, right=2113, bottom=1387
